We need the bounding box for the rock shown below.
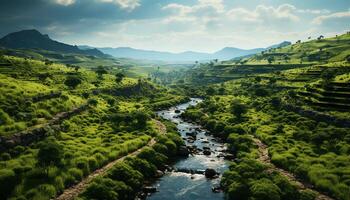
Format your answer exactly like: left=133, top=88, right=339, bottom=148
left=187, top=136, right=195, bottom=141
left=187, top=139, right=195, bottom=143
left=186, top=132, right=196, bottom=138
left=143, top=186, right=157, bottom=193
left=178, top=146, right=189, bottom=156
left=155, top=170, right=164, bottom=178
left=175, top=109, right=181, bottom=113
left=224, top=153, right=235, bottom=160
left=212, top=185, right=222, bottom=193
left=205, top=168, right=217, bottom=178
left=203, top=146, right=210, bottom=151
left=203, top=150, right=211, bottom=155
left=201, top=140, right=209, bottom=144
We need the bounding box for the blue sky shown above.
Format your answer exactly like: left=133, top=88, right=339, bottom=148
left=0, top=0, right=349, bottom=52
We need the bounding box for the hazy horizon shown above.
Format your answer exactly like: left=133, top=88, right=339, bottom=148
left=1, top=0, right=349, bottom=53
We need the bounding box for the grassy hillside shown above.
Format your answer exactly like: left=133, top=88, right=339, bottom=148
left=172, top=33, right=350, bottom=200
left=0, top=53, right=188, bottom=200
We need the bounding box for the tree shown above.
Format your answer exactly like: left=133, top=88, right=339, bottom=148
left=267, top=57, right=275, bottom=64
left=230, top=101, right=248, bottom=119
left=74, top=65, right=80, bottom=72
left=206, top=87, right=216, bottom=96
left=64, top=76, right=82, bottom=89
left=37, top=139, right=63, bottom=176
left=254, top=76, right=262, bottom=83
left=115, top=72, right=125, bottom=84
left=95, top=66, right=108, bottom=79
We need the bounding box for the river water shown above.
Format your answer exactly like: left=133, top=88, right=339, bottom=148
left=147, top=98, right=229, bottom=200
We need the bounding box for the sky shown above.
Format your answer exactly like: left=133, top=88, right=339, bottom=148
left=0, top=0, right=349, bottom=53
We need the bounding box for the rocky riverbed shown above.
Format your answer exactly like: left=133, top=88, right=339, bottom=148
left=145, top=98, right=230, bottom=200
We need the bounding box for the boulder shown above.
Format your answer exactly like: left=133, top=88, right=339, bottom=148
left=205, top=168, right=217, bottom=178
left=175, top=109, right=181, bottom=113
left=203, top=150, right=211, bottom=155
left=143, top=186, right=157, bottom=193
left=155, top=170, right=164, bottom=178
left=178, top=146, right=189, bottom=156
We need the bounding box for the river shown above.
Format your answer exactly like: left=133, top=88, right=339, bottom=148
left=147, top=98, right=229, bottom=200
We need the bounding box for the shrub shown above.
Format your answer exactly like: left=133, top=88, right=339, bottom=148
left=227, top=181, right=249, bottom=200
left=125, top=157, right=157, bottom=179
left=83, top=179, right=119, bottom=200
left=137, top=147, right=167, bottom=168
left=0, top=169, right=18, bottom=198
left=299, top=189, right=317, bottom=200
left=0, top=152, right=11, bottom=161
left=88, top=157, right=99, bottom=171
left=249, top=178, right=281, bottom=200
left=108, top=163, right=143, bottom=189
left=64, top=76, right=82, bottom=89
left=75, top=158, right=90, bottom=175
left=37, top=139, right=63, bottom=176
left=37, top=184, right=56, bottom=198
left=54, top=176, right=65, bottom=193
left=68, top=168, right=83, bottom=182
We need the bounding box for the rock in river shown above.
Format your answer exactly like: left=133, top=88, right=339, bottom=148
left=178, top=145, right=189, bottom=156
left=205, top=168, right=218, bottom=178
left=203, top=150, right=211, bottom=155
left=143, top=186, right=157, bottom=193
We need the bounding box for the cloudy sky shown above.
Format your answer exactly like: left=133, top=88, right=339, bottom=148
left=0, top=0, right=349, bottom=52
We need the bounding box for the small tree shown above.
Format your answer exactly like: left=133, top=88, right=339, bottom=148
left=267, top=57, right=275, bottom=64
left=115, top=73, right=125, bottom=84
left=74, top=65, right=80, bottom=72
left=95, top=66, right=108, bottom=79
left=64, top=76, right=82, bottom=89
left=230, top=101, right=248, bottom=119
left=37, top=139, right=62, bottom=176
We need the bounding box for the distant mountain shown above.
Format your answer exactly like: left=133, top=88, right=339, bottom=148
left=80, top=41, right=291, bottom=62
left=0, top=30, right=106, bottom=57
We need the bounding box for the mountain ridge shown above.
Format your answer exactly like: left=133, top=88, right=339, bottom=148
left=80, top=41, right=291, bottom=62
left=0, top=29, right=107, bottom=57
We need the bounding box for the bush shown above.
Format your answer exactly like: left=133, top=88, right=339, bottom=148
left=228, top=182, right=249, bottom=199
left=108, top=163, right=143, bottom=189
left=75, top=158, right=90, bottom=175
left=0, top=169, right=18, bottom=198
left=83, top=179, right=119, bottom=200
left=68, top=168, right=83, bottom=182
left=37, top=184, right=56, bottom=199
left=250, top=178, right=281, bottom=200
left=0, top=152, right=11, bottom=161
left=137, top=147, right=167, bottom=168
left=125, top=157, right=157, bottom=179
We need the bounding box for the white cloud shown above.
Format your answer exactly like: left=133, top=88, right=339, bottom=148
left=54, top=0, right=75, bottom=6
left=99, top=0, right=140, bottom=11
left=312, top=11, right=350, bottom=25
left=297, top=9, right=330, bottom=14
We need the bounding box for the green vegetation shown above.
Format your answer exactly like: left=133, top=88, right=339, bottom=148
left=79, top=120, right=184, bottom=200
left=0, top=51, right=187, bottom=199
left=179, top=33, right=350, bottom=200
left=1, top=32, right=350, bottom=200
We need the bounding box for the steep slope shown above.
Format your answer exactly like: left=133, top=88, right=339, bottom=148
left=0, top=30, right=106, bottom=57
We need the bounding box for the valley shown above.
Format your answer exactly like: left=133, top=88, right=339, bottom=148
left=0, top=20, right=350, bottom=200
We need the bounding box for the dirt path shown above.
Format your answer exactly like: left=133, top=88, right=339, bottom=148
left=253, top=137, right=335, bottom=200
left=54, top=119, right=166, bottom=200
